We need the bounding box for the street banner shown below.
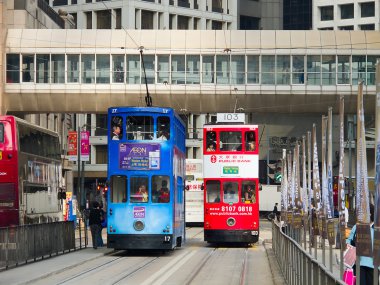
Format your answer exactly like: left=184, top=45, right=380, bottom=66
left=374, top=63, right=380, bottom=266
left=338, top=96, right=347, bottom=248
left=294, top=143, right=302, bottom=211
left=80, top=131, right=90, bottom=162
left=327, top=107, right=334, bottom=220
left=287, top=152, right=293, bottom=211
left=356, top=82, right=372, bottom=257
left=302, top=136, right=308, bottom=214
left=67, top=131, right=78, bottom=161
left=321, top=116, right=328, bottom=219
left=312, top=124, right=322, bottom=235
left=281, top=149, right=288, bottom=222
left=307, top=131, right=314, bottom=240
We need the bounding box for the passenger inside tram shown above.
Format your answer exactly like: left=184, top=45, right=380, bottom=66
left=245, top=131, right=256, bottom=151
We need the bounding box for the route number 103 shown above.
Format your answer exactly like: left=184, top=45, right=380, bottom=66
left=216, top=113, right=245, bottom=124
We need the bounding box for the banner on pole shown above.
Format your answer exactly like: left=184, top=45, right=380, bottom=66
left=67, top=131, right=78, bottom=161
left=80, top=131, right=90, bottom=161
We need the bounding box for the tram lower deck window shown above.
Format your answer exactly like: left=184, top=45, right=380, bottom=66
left=0, top=123, right=3, bottom=142
left=111, top=175, right=127, bottom=203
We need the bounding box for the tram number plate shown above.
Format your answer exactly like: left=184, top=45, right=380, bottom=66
left=251, top=231, right=259, bottom=236
left=164, top=235, right=171, bottom=242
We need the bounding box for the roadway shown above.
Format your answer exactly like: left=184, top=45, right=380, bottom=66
left=0, top=220, right=285, bottom=285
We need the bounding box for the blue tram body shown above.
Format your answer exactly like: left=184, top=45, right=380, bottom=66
left=106, top=107, right=186, bottom=250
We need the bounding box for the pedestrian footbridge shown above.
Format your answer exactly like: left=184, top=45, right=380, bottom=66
left=3, top=30, right=380, bottom=114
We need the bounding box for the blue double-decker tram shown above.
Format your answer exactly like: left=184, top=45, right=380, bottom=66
left=106, top=106, right=186, bottom=250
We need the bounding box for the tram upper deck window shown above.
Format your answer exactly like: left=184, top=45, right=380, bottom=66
left=110, top=116, right=123, bottom=140
left=245, top=131, right=256, bottom=151
left=242, top=181, right=256, bottom=203
left=220, top=131, right=242, bottom=151
left=0, top=123, right=3, bottom=142
left=206, top=180, right=221, bottom=203
left=157, top=116, right=170, bottom=140
left=126, top=116, right=153, bottom=140
left=206, top=131, right=216, bottom=152
left=130, top=176, right=149, bottom=203
left=223, top=182, right=239, bottom=204
left=152, top=176, right=170, bottom=203
left=111, top=175, right=127, bottom=203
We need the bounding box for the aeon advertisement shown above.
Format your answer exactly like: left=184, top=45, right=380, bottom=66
left=119, top=143, right=160, bottom=170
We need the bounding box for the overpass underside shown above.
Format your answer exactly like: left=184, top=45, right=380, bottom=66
left=3, top=29, right=379, bottom=115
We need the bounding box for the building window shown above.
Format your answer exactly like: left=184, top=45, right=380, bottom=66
left=360, top=24, right=375, bottom=30
left=240, top=15, right=260, bottom=30
left=247, top=55, right=259, bottom=84
left=53, top=0, right=68, bottom=5
left=126, top=55, right=140, bottom=84
left=337, top=55, right=350, bottom=84
left=51, top=54, right=65, bottom=83
left=36, top=54, right=50, bottom=83
left=178, top=15, right=189, bottom=30
left=95, top=145, right=107, bottom=164
left=22, top=54, right=34, bottom=83
left=96, top=54, right=110, bottom=83
left=143, top=55, right=155, bottom=84
left=157, top=55, right=170, bottom=83
left=97, top=10, right=111, bottom=29
left=276, top=55, right=290, bottom=85
left=361, top=2, right=375, bottom=18
left=115, top=9, right=121, bottom=29
left=339, top=26, right=354, bottom=30
left=141, top=10, right=154, bottom=29
left=261, top=55, right=275, bottom=85
left=67, top=54, right=80, bottom=83
left=320, top=6, right=333, bottom=21
left=186, top=55, right=200, bottom=84
left=171, top=55, right=185, bottom=84
left=231, top=55, right=245, bottom=84
left=321, top=55, right=336, bottom=85
left=95, top=114, right=107, bottom=136
left=112, top=54, right=125, bottom=83
left=307, top=55, right=321, bottom=85
left=81, top=54, right=95, bottom=84
left=202, top=56, right=215, bottom=83
left=6, top=54, right=20, bottom=83
left=352, top=55, right=366, bottom=85
left=292, top=55, right=304, bottom=84
left=85, top=11, right=92, bottom=29
left=340, top=4, right=354, bottom=19
left=367, top=56, right=378, bottom=85
left=212, top=21, right=223, bottom=30
left=212, top=0, right=223, bottom=13
left=216, top=55, right=230, bottom=84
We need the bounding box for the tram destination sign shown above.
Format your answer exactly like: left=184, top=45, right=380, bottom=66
left=216, top=113, right=245, bottom=124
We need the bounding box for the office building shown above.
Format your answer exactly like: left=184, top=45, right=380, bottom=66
left=313, top=0, right=378, bottom=30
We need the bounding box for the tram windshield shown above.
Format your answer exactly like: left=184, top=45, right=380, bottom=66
left=206, top=180, right=221, bottom=203
left=242, top=180, right=256, bottom=203
left=126, top=116, right=154, bottom=140
left=152, top=175, right=170, bottom=203
left=223, top=182, right=239, bottom=203
left=110, top=175, right=127, bottom=203
left=130, top=176, right=149, bottom=203
left=220, top=131, right=242, bottom=151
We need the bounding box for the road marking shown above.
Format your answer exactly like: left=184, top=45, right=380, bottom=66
left=140, top=250, right=197, bottom=285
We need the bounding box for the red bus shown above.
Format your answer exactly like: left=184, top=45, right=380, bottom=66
left=0, top=116, right=63, bottom=227
left=203, top=119, right=259, bottom=243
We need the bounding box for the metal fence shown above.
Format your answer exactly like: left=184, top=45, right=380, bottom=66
left=272, top=222, right=346, bottom=285
left=0, top=220, right=88, bottom=270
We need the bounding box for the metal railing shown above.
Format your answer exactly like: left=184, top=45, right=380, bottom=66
left=272, top=222, right=345, bottom=285
left=0, top=220, right=87, bottom=271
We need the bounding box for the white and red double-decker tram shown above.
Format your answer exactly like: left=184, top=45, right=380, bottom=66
left=203, top=114, right=259, bottom=243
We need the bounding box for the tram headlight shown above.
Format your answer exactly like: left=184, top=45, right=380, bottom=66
left=226, top=217, right=236, bottom=227
left=133, top=220, right=145, bottom=231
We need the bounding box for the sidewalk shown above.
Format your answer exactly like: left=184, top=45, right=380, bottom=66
left=0, top=247, right=113, bottom=285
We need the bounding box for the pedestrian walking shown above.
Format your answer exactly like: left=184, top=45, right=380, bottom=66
left=89, top=201, right=102, bottom=249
